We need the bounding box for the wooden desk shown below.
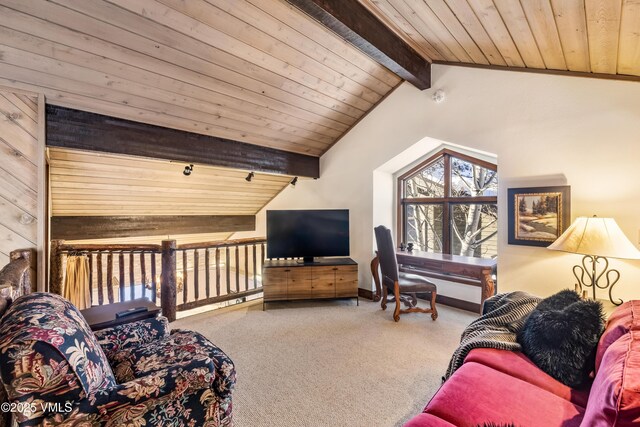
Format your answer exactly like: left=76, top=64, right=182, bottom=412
left=370, top=250, right=496, bottom=313
left=80, top=298, right=161, bottom=331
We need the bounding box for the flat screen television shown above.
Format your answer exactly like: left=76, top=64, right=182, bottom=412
left=266, top=209, right=349, bottom=263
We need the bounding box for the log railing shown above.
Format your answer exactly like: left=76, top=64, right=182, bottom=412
left=51, top=241, right=162, bottom=305
left=175, top=237, right=266, bottom=313
left=50, top=238, right=266, bottom=321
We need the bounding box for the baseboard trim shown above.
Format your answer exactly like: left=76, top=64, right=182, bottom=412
left=358, top=288, right=374, bottom=300
left=362, top=287, right=480, bottom=313
left=436, top=295, right=480, bottom=313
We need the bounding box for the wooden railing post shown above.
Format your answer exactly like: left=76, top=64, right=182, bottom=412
left=49, top=239, right=64, bottom=295
left=161, top=240, right=177, bottom=322
left=9, top=248, right=37, bottom=296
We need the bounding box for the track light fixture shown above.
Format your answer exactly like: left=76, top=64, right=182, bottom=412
left=290, top=176, right=298, bottom=186
left=183, top=164, right=194, bottom=176
left=246, top=172, right=254, bottom=182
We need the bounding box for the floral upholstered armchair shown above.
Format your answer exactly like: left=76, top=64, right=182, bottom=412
left=0, top=293, right=235, bottom=426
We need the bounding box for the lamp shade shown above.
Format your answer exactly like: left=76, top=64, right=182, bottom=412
left=548, top=216, right=640, bottom=259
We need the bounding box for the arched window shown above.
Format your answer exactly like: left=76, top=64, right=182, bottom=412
left=397, top=149, right=497, bottom=259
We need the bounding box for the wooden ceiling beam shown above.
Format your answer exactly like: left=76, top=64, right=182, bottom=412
left=285, top=0, right=431, bottom=90
left=51, top=215, right=255, bottom=240
left=46, top=105, right=319, bottom=178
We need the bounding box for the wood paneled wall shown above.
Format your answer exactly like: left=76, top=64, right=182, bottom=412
left=65, top=232, right=233, bottom=247
left=51, top=215, right=256, bottom=241
left=0, top=87, right=45, bottom=289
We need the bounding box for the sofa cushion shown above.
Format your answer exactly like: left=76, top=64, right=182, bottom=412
left=464, top=348, right=590, bottom=407
left=596, top=300, right=640, bottom=371
left=581, top=330, right=640, bottom=427
left=111, top=329, right=236, bottom=401
left=0, top=293, right=115, bottom=395
left=424, top=362, right=585, bottom=427
left=94, top=316, right=170, bottom=360
left=517, top=290, right=604, bottom=388
left=404, top=412, right=457, bottom=426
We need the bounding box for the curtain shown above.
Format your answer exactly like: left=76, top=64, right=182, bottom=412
left=63, top=255, right=91, bottom=310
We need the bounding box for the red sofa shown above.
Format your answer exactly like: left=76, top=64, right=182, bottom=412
left=405, top=300, right=640, bottom=427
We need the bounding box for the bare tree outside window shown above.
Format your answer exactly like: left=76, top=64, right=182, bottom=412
left=405, top=204, right=443, bottom=253
left=404, top=157, right=445, bottom=198
left=451, top=204, right=497, bottom=257
left=399, top=150, right=497, bottom=259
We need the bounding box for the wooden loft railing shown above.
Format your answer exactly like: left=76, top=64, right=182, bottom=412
left=50, top=237, right=267, bottom=321
left=51, top=241, right=161, bottom=306
left=175, top=237, right=266, bottom=314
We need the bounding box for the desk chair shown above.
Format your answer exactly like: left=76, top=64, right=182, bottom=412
left=374, top=225, right=438, bottom=322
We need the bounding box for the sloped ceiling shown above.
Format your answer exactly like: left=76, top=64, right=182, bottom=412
left=1, top=1, right=638, bottom=165
left=5, top=0, right=640, bottom=247
left=48, top=148, right=292, bottom=216
left=359, top=0, right=640, bottom=77
left=0, top=0, right=401, bottom=157
left=49, top=148, right=293, bottom=243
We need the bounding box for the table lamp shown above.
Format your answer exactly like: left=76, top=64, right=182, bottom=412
left=547, top=216, right=640, bottom=305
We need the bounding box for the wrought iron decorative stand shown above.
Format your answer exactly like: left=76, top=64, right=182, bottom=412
left=572, top=255, right=622, bottom=305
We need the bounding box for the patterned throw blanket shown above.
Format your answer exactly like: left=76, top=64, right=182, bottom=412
left=444, top=291, right=542, bottom=380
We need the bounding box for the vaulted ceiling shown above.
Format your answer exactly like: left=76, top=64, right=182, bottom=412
left=0, top=0, right=400, bottom=157
left=4, top=0, right=638, bottom=246
left=360, top=0, right=640, bottom=77
left=1, top=0, right=638, bottom=163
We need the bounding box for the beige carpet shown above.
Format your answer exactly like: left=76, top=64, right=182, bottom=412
left=173, top=298, right=477, bottom=427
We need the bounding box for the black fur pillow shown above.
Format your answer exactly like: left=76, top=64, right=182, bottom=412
left=517, top=290, right=604, bottom=388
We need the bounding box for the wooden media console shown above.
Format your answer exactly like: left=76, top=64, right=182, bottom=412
left=262, top=258, right=358, bottom=306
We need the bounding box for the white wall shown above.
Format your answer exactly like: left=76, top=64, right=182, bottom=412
left=236, top=64, right=640, bottom=303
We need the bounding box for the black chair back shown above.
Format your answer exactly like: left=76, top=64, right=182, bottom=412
left=374, top=225, right=399, bottom=284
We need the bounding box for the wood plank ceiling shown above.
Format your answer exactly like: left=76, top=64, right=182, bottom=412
left=0, top=0, right=635, bottom=249
left=1, top=0, right=638, bottom=163
left=0, top=0, right=401, bottom=157
left=358, top=0, right=640, bottom=78
left=49, top=147, right=292, bottom=244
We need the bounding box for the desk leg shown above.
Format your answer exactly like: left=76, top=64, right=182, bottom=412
left=479, top=268, right=495, bottom=313
left=370, top=254, right=381, bottom=302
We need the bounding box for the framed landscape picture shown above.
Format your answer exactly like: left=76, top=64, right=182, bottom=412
left=507, top=186, right=571, bottom=247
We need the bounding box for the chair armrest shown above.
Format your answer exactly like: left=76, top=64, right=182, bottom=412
left=94, top=357, right=215, bottom=407
left=94, top=316, right=170, bottom=359
left=53, top=358, right=216, bottom=424
left=170, top=329, right=237, bottom=402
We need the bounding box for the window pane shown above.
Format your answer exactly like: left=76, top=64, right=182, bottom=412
left=404, top=158, right=445, bottom=198
left=451, top=204, right=497, bottom=258
left=404, top=204, right=443, bottom=253
left=451, top=157, right=497, bottom=197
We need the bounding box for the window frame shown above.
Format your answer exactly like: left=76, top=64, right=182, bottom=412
left=397, top=148, right=498, bottom=257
